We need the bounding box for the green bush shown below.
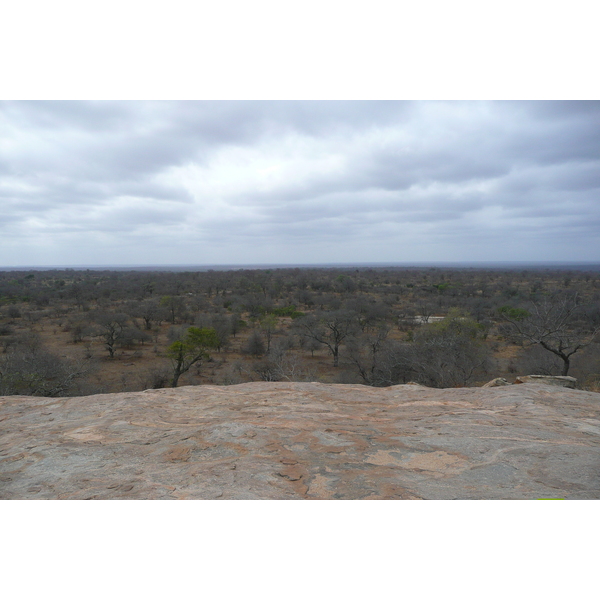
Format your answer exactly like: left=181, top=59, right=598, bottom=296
left=270, top=305, right=305, bottom=319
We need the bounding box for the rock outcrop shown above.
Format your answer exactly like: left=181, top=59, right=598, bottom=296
left=482, top=377, right=511, bottom=387
left=1, top=382, right=599, bottom=499
left=514, top=375, right=577, bottom=388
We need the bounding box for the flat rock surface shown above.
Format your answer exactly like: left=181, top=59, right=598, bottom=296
left=1, top=382, right=599, bottom=499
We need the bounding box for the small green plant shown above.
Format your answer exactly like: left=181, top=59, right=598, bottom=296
left=498, top=306, right=530, bottom=321
left=270, top=305, right=305, bottom=319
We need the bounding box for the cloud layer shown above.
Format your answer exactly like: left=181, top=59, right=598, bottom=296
left=1, top=100, right=599, bottom=266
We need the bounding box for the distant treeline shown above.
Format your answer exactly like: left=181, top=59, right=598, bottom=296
left=1, top=265, right=600, bottom=396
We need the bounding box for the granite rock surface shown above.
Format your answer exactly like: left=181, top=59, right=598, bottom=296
left=514, top=375, right=577, bottom=388
left=1, top=382, right=599, bottom=499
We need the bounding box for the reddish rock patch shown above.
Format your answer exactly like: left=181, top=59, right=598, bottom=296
left=1, top=382, right=599, bottom=499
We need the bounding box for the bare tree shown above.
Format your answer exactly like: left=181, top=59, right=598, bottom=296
left=0, top=339, right=92, bottom=396
left=244, top=330, right=266, bottom=357
left=410, top=316, right=492, bottom=387
left=229, top=313, right=245, bottom=338
left=251, top=340, right=316, bottom=382
left=346, top=326, right=392, bottom=385
left=160, top=295, right=187, bottom=324
left=295, top=310, right=357, bottom=367
left=130, top=299, right=166, bottom=330
left=259, top=314, right=278, bottom=354
left=210, top=314, right=232, bottom=352
left=89, top=311, right=129, bottom=358
left=138, top=366, right=172, bottom=390
left=348, top=311, right=492, bottom=388
left=499, top=293, right=600, bottom=376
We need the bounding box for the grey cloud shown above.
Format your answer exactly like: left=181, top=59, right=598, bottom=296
left=1, top=101, right=138, bottom=133
left=537, top=162, right=600, bottom=192
left=359, top=148, right=510, bottom=190
left=520, top=100, right=600, bottom=122
left=170, top=100, right=415, bottom=137
left=84, top=208, right=187, bottom=233
left=115, top=181, right=193, bottom=202
left=498, top=105, right=600, bottom=166
left=256, top=101, right=417, bottom=136
left=2, top=100, right=600, bottom=266
left=260, top=192, right=484, bottom=225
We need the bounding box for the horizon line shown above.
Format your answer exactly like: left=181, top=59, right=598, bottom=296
left=2, top=260, right=600, bottom=271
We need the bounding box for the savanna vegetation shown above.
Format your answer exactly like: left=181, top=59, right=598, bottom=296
left=2, top=265, right=600, bottom=396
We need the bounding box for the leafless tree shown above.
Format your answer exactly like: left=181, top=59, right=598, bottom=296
left=410, top=321, right=492, bottom=387
left=346, top=326, right=392, bottom=385
left=499, top=292, right=600, bottom=376
left=0, top=340, right=92, bottom=396
left=295, top=310, right=357, bottom=367
left=259, top=314, right=278, bottom=353
left=89, top=311, right=129, bottom=358
left=251, top=340, right=316, bottom=382
left=348, top=312, right=492, bottom=388
left=244, top=329, right=266, bottom=357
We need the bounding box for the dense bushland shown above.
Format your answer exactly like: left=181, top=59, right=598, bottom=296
left=1, top=265, right=600, bottom=395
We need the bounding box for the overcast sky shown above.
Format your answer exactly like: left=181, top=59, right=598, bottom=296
left=1, top=100, right=599, bottom=267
